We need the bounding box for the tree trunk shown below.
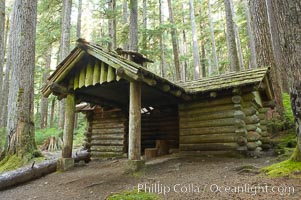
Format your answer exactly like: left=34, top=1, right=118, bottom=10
left=76, top=0, right=82, bottom=38
left=122, top=0, right=128, bottom=50
left=224, top=0, right=240, bottom=72
left=142, top=0, right=147, bottom=51
left=229, top=0, right=244, bottom=70
left=208, top=0, right=219, bottom=75
left=167, top=0, right=181, bottom=81
left=181, top=7, right=188, bottom=82
left=270, top=0, right=301, bottom=161
left=201, top=43, right=206, bottom=77
left=58, top=0, right=72, bottom=130
left=4, top=0, right=37, bottom=158
left=265, top=0, right=289, bottom=93
left=250, top=0, right=284, bottom=115
left=159, top=0, right=165, bottom=78
left=189, top=0, right=201, bottom=79
left=129, top=0, right=138, bottom=52
left=243, top=0, right=257, bottom=69
left=40, top=46, right=52, bottom=129
left=108, top=0, right=116, bottom=50
left=0, top=0, right=5, bottom=110
left=50, top=98, right=56, bottom=128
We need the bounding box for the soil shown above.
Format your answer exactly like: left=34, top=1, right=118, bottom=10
left=0, top=152, right=300, bottom=200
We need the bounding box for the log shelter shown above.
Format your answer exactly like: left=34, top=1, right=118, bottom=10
left=42, top=39, right=275, bottom=162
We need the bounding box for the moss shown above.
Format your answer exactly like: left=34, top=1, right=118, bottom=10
left=106, top=189, right=161, bottom=200
left=262, top=158, right=301, bottom=178
left=0, top=155, right=27, bottom=173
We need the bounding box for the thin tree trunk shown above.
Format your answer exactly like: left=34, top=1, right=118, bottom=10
left=129, top=0, right=138, bottom=51
left=58, top=0, right=72, bottom=130
left=181, top=27, right=188, bottom=81
left=159, top=0, right=165, bottom=77
left=250, top=0, right=284, bottom=115
left=5, top=0, right=37, bottom=158
left=167, top=0, right=181, bottom=81
left=201, top=44, right=206, bottom=77
left=224, top=0, right=240, bottom=72
left=122, top=0, right=128, bottom=50
left=229, top=0, right=244, bottom=70
left=0, top=0, right=5, bottom=110
left=142, top=0, right=147, bottom=51
left=40, top=46, right=52, bottom=129
left=243, top=0, right=257, bottom=69
left=50, top=98, right=55, bottom=128
left=76, top=0, right=82, bottom=38
left=108, top=0, right=116, bottom=50
left=208, top=0, right=219, bottom=75
left=189, top=0, right=201, bottom=79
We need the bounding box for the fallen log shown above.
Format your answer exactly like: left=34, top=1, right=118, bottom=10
left=0, top=151, right=90, bottom=191
left=0, top=160, right=57, bottom=191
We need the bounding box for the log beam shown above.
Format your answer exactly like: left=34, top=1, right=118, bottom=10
left=62, top=93, right=75, bottom=158
left=128, top=81, right=141, bottom=160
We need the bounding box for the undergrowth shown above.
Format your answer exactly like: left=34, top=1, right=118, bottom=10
left=106, top=190, right=161, bottom=200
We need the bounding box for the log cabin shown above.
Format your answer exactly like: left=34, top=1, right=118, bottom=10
left=42, top=39, right=275, bottom=163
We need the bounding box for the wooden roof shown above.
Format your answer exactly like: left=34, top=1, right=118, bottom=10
left=42, top=39, right=273, bottom=107
left=178, top=67, right=270, bottom=94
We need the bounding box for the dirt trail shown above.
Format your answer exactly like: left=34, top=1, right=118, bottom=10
left=0, top=154, right=300, bottom=200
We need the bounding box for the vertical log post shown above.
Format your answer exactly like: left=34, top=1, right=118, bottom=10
left=127, top=80, right=145, bottom=172
left=58, top=93, right=75, bottom=171
left=128, top=81, right=141, bottom=160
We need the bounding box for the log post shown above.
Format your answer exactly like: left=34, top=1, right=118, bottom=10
left=128, top=81, right=141, bottom=160
left=62, top=93, right=75, bottom=158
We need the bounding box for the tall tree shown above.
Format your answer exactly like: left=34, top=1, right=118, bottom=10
left=108, top=0, right=116, bottom=50
left=167, top=0, right=181, bottom=80
left=250, top=0, right=284, bottom=114
left=0, top=0, right=5, bottom=109
left=208, top=0, right=219, bottom=75
left=58, top=0, right=72, bottom=130
left=2, top=0, right=37, bottom=159
left=40, top=46, right=52, bottom=129
left=224, top=0, right=240, bottom=72
left=122, top=0, right=128, bottom=50
left=142, top=0, right=147, bottom=51
left=243, top=0, right=257, bottom=69
left=189, top=0, right=201, bottom=79
left=159, top=0, right=165, bottom=77
left=230, top=0, right=244, bottom=70
left=270, top=0, right=301, bottom=161
left=76, top=0, right=82, bottom=38
left=129, top=0, right=138, bottom=51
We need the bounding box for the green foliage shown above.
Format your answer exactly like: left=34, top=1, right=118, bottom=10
left=0, top=128, right=5, bottom=150
left=282, top=93, right=294, bottom=123
left=0, top=154, right=30, bottom=173
left=106, top=190, right=161, bottom=200
left=35, top=128, right=63, bottom=146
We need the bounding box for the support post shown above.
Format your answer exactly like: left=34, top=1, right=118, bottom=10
left=128, top=81, right=141, bottom=160
left=62, top=93, right=75, bottom=158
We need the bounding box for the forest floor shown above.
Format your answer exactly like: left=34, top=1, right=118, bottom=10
left=0, top=151, right=300, bottom=200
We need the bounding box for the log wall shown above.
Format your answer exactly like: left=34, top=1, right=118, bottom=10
left=87, top=108, right=127, bottom=160
left=141, top=109, right=179, bottom=151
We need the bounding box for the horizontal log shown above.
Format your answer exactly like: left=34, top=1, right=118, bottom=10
left=245, top=115, right=260, bottom=124
left=90, top=152, right=124, bottom=158
left=92, top=123, right=125, bottom=129
left=246, top=131, right=261, bottom=142
left=180, top=126, right=237, bottom=136
left=92, top=128, right=125, bottom=134
left=91, top=146, right=124, bottom=152
left=91, top=140, right=124, bottom=145
left=180, top=118, right=244, bottom=129
left=246, top=124, right=258, bottom=131
left=91, top=134, right=124, bottom=140
left=179, top=104, right=235, bottom=115
left=180, top=110, right=236, bottom=122
left=179, top=97, right=233, bottom=110
left=180, top=143, right=238, bottom=151
left=243, top=108, right=257, bottom=116
left=180, top=133, right=239, bottom=144
left=0, top=160, right=57, bottom=191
